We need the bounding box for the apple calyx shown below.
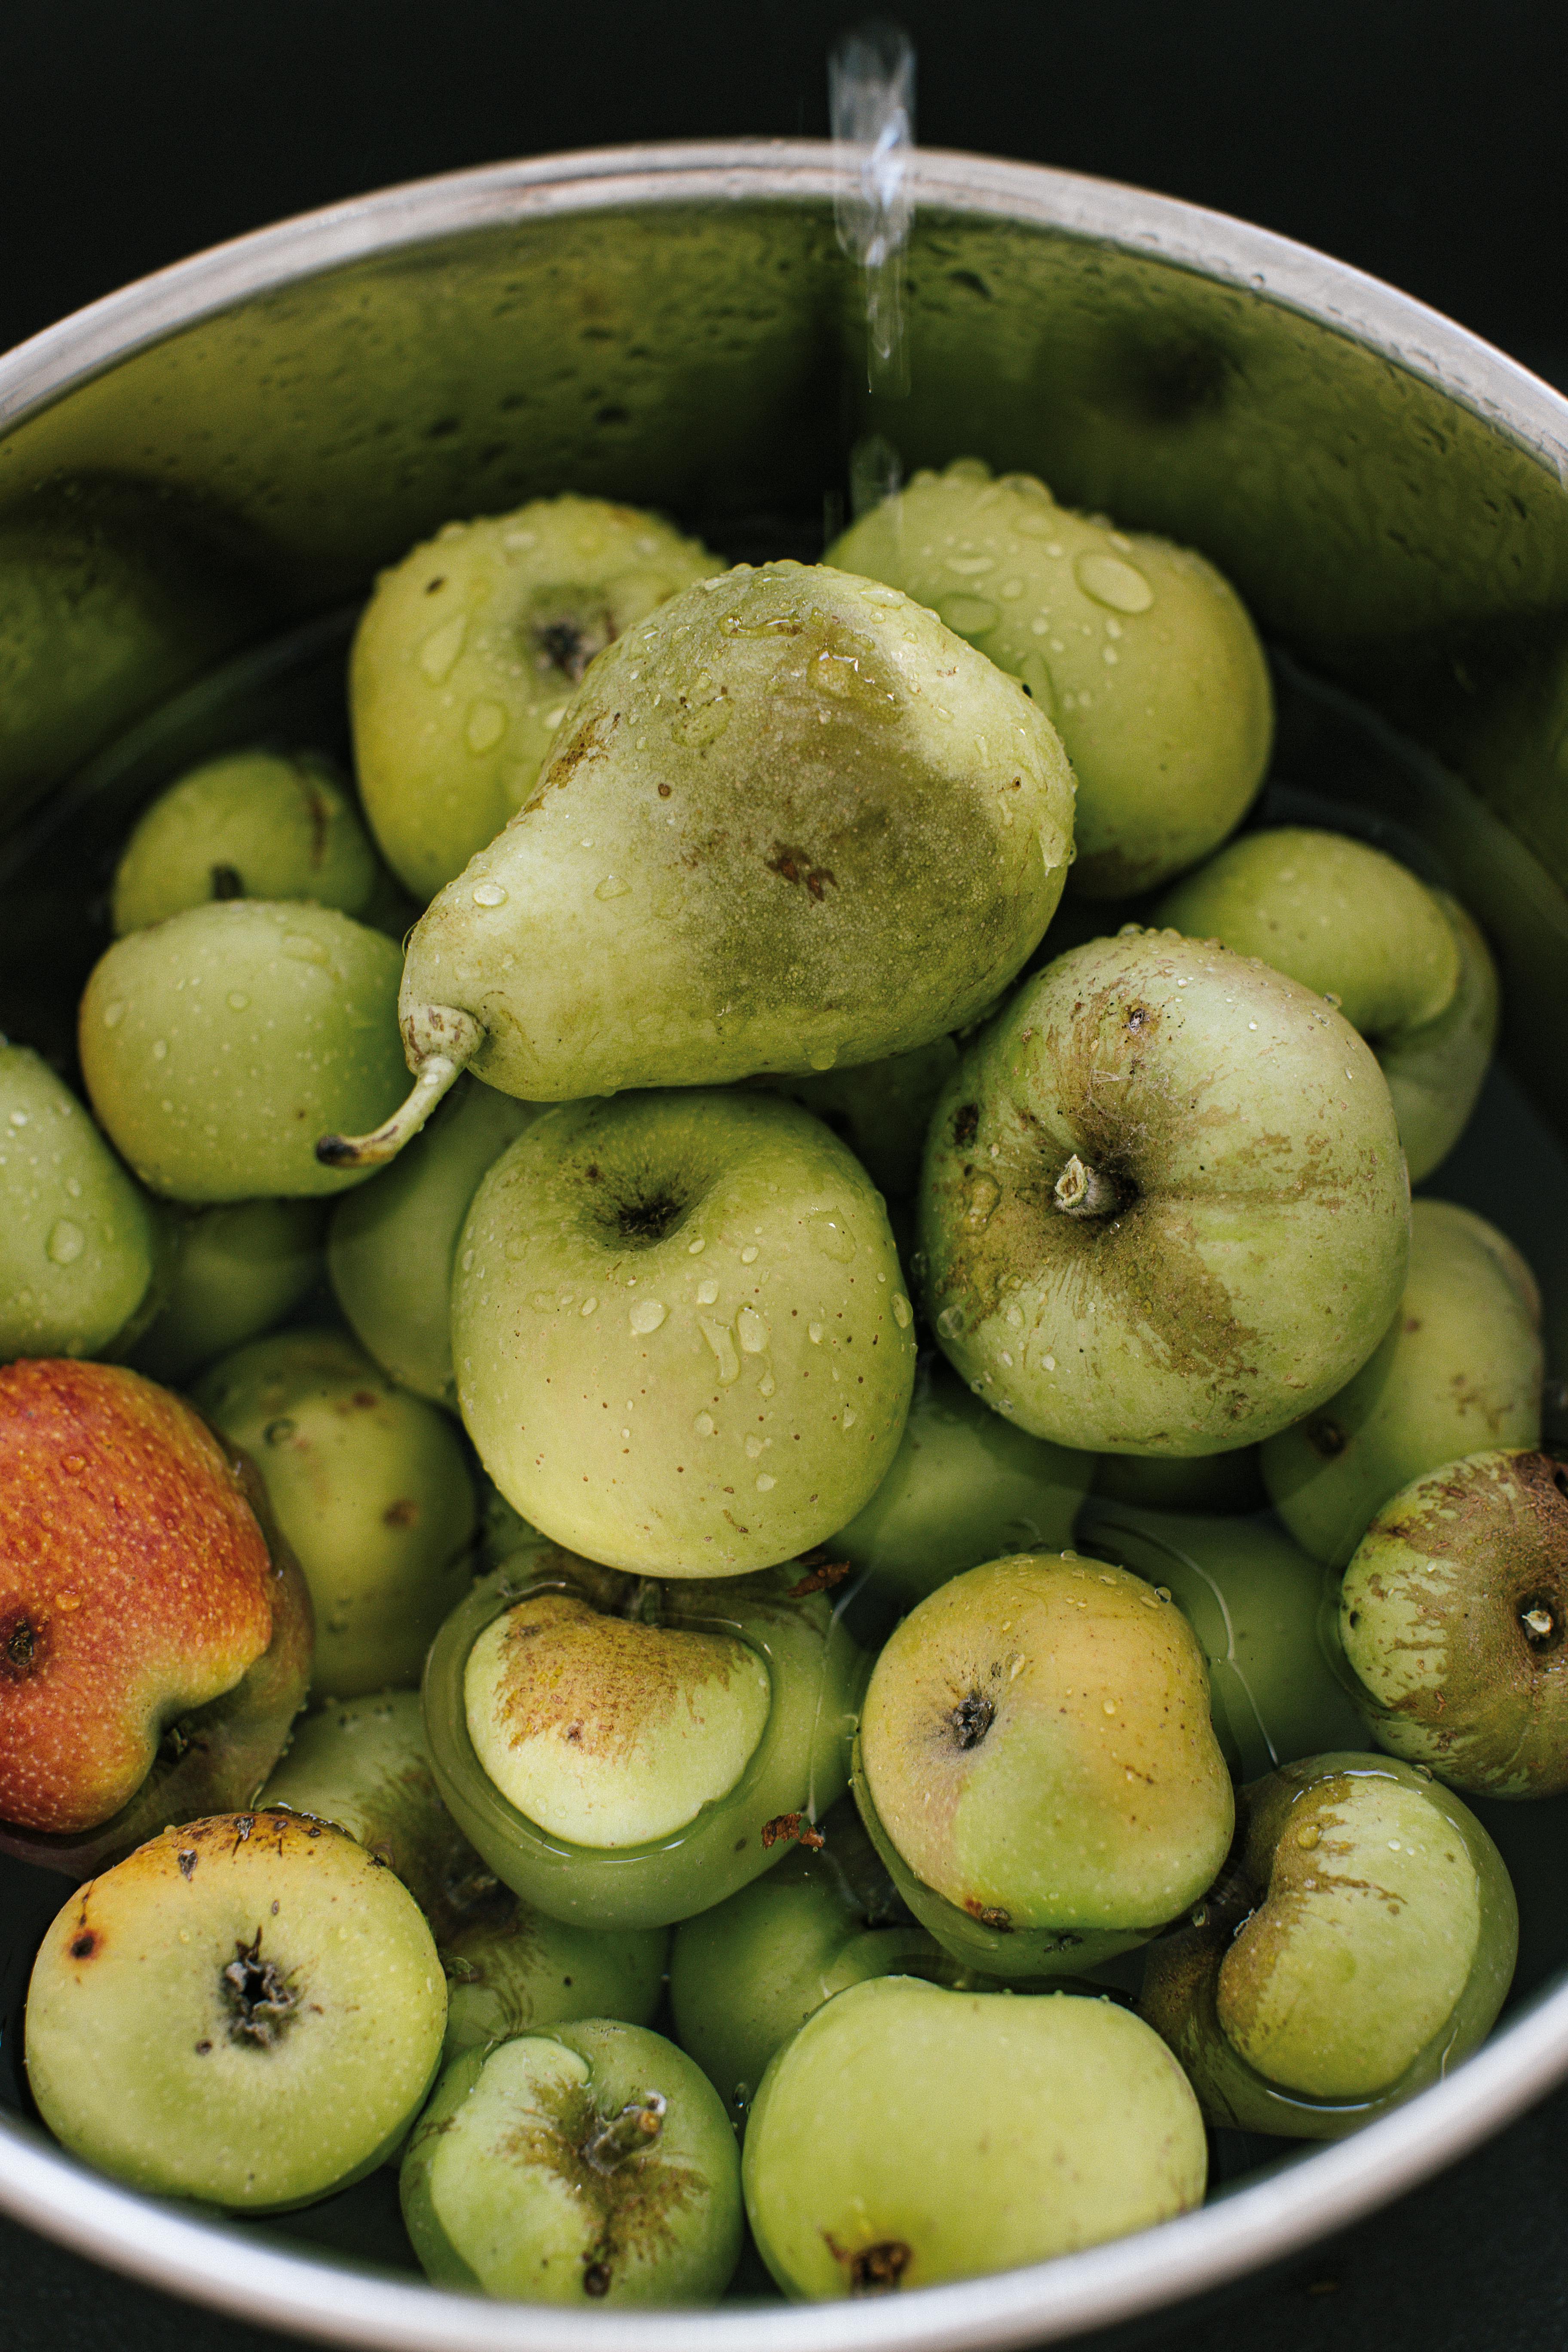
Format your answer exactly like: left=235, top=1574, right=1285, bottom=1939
left=222, top=1928, right=298, bottom=2047
left=583, top=2091, right=667, bottom=2175
left=316, top=1004, right=481, bottom=1169
left=1053, top=1155, right=1129, bottom=1220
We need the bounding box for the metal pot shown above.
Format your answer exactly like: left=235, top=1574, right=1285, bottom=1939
left=3, top=139, right=1568, bottom=2350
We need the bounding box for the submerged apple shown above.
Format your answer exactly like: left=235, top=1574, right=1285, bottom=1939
left=0, top=1359, right=311, bottom=1871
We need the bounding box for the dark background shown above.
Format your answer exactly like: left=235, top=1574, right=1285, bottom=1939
left=2, top=4, right=1566, bottom=2347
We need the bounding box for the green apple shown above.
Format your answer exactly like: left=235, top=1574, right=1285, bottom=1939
left=328, top=1075, right=540, bottom=1406
left=0, top=1358, right=312, bottom=1871
left=110, top=749, right=380, bottom=934
left=1142, top=1754, right=1517, bottom=2135
left=352, top=496, right=722, bottom=899
left=1262, top=1199, right=1542, bottom=1567
left=194, top=1329, right=475, bottom=1697
left=318, top=560, right=1075, bottom=1168
left=855, top=1553, right=1234, bottom=1977
left=1156, top=829, right=1498, bottom=1181
left=1336, top=1449, right=1568, bottom=1796
left=743, top=1975, right=1207, bottom=2297
left=80, top=900, right=406, bottom=1203
left=0, top=1043, right=165, bottom=1363
left=451, top=1088, right=916, bottom=1576
left=1076, top=1498, right=1371, bottom=1782
left=827, top=456, right=1272, bottom=898
left=669, top=1801, right=942, bottom=2120
left=257, top=1688, right=667, bottom=2060
left=746, top=1036, right=960, bottom=1198
left=26, top=1810, right=446, bottom=2208
left=130, top=1198, right=326, bottom=1385
left=423, top=1547, right=865, bottom=1931
left=919, top=929, right=1410, bottom=1454
left=831, top=1353, right=1092, bottom=1635
left=400, top=2018, right=741, bottom=2304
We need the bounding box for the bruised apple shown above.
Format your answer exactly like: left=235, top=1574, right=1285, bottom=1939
left=0, top=1360, right=311, bottom=1871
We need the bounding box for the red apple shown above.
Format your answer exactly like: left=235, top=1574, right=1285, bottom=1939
left=0, top=1360, right=312, bottom=1871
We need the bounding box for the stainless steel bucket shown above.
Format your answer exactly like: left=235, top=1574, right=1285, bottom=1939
left=3, top=138, right=1568, bottom=2350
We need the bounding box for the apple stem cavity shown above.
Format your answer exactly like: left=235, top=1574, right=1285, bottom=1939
left=583, top=2091, right=668, bottom=2175
left=315, top=1005, right=481, bottom=1170
left=1052, top=1154, right=1126, bottom=1220
left=222, top=1929, right=298, bottom=2047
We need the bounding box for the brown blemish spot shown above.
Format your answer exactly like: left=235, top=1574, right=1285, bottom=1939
left=383, top=1498, right=420, bottom=1528
left=963, top=1898, right=1013, bottom=1932
left=209, top=862, right=244, bottom=900
left=1308, top=1418, right=1348, bottom=1460
left=951, top=1102, right=979, bottom=1148
left=761, top=1812, right=826, bottom=1851
left=178, top=1849, right=198, bottom=1880
left=0, top=1609, right=44, bottom=1681
left=766, top=843, right=837, bottom=902
left=69, top=1929, right=100, bottom=1961
left=788, top=1559, right=851, bottom=1599
left=824, top=2234, right=913, bottom=2295
left=523, top=708, right=621, bottom=811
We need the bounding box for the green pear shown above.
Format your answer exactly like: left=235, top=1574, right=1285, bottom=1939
left=0, top=1043, right=163, bottom=1363
left=318, top=562, right=1075, bottom=1170
left=400, top=2019, right=741, bottom=2304
left=920, top=930, right=1410, bottom=1454
left=451, top=1089, right=916, bottom=1577
left=110, top=750, right=380, bottom=934
left=1262, top=1200, right=1542, bottom=1567
left=130, top=1198, right=326, bottom=1385
left=194, top=1329, right=475, bottom=1697
left=352, top=496, right=722, bottom=899
left=80, top=900, right=406, bottom=1203
left=328, top=1076, right=540, bottom=1406
left=1156, top=830, right=1498, bottom=1181
left=827, top=456, right=1272, bottom=898
left=1076, top=1498, right=1372, bottom=1781
left=257, top=1689, right=667, bottom=2060
left=746, top=1035, right=960, bottom=1198
left=423, top=1549, right=865, bottom=1931
left=669, top=1802, right=942, bottom=2119
left=743, top=1976, right=1207, bottom=2297
left=26, top=1811, right=447, bottom=2208
left=1142, top=1755, right=1517, bottom=2135
left=831, top=1353, right=1092, bottom=1632
left=855, top=1553, right=1234, bottom=1977
left=1337, top=1449, right=1568, bottom=1796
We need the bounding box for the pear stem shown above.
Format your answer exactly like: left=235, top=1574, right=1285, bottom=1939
left=1053, top=1154, right=1123, bottom=1219
left=315, top=1005, right=481, bottom=1170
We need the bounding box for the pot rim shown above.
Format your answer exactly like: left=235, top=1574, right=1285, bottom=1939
left=4, top=137, right=1568, bottom=2348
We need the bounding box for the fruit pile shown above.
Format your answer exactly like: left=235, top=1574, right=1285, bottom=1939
left=1, top=460, right=1558, bottom=2307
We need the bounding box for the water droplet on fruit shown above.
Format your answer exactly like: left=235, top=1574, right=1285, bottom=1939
left=741, top=1244, right=760, bottom=1264
left=936, top=1305, right=965, bottom=1340
left=807, top=1212, right=855, bottom=1263
left=595, top=874, right=631, bottom=900
left=701, top=1317, right=741, bottom=1384
left=504, top=1237, right=528, bottom=1261
left=472, top=881, right=508, bottom=908
left=283, top=934, right=331, bottom=965
left=1075, top=553, right=1154, bottom=613
left=737, top=1307, right=769, bottom=1354
left=466, top=699, right=507, bottom=752
left=45, top=1219, right=84, bottom=1265
left=891, top=1295, right=913, bottom=1329
left=964, top=1175, right=1000, bottom=1230
left=151, top=1038, right=168, bottom=1060
left=808, top=1322, right=824, bottom=1344
left=807, top=1047, right=838, bottom=1072
left=696, top=1278, right=719, bottom=1305
left=687, top=1237, right=706, bottom=1256
left=61, top=1454, right=85, bottom=1474
left=420, top=613, right=468, bottom=682
left=939, top=593, right=999, bottom=635
left=580, top=1297, right=597, bottom=1316
left=227, top=991, right=250, bottom=1011
left=102, top=1001, right=127, bottom=1029
left=842, top=1408, right=858, bottom=1429
left=265, top=1418, right=296, bottom=1446
left=694, top=1412, right=717, bottom=1437
left=629, top=1299, right=667, bottom=1334
left=744, top=1435, right=764, bottom=1459
left=756, top=1473, right=777, bottom=1491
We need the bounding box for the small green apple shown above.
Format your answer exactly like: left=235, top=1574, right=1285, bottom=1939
left=110, top=749, right=380, bottom=934
left=0, top=1358, right=310, bottom=1866
left=831, top=1353, right=1092, bottom=1634
left=400, top=2018, right=741, bottom=2304
left=328, top=1075, right=539, bottom=1406
left=130, top=1198, right=326, bottom=1385
left=1337, top=1449, right=1568, bottom=1796
left=1142, top=1754, right=1517, bottom=2135
left=1262, top=1199, right=1542, bottom=1567
left=194, top=1329, right=475, bottom=1697
left=451, top=1088, right=916, bottom=1576
left=423, top=1547, right=865, bottom=1931
left=827, top=456, right=1272, bottom=898
left=1076, top=1498, right=1371, bottom=1782
left=742, top=1975, right=1207, bottom=2297
left=26, top=1810, right=447, bottom=2208
left=351, top=496, right=722, bottom=899
left=919, top=929, right=1410, bottom=1454
left=855, top=1553, right=1234, bottom=1977
left=1155, top=830, right=1498, bottom=1182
